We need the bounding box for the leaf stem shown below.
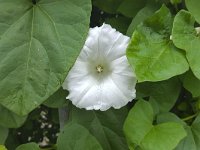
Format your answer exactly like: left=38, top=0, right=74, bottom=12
left=182, top=112, right=198, bottom=121
left=58, top=107, right=68, bottom=130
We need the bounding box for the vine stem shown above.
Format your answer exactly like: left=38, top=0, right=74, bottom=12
left=182, top=112, right=199, bottom=121
left=58, top=107, right=68, bottom=130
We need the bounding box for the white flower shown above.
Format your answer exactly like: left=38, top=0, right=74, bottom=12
left=62, top=24, right=137, bottom=111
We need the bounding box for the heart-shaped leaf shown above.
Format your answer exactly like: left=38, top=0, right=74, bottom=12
left=172, top=10, right=200, bottom=80
left=124, top=100, right=187, bottom=150
left=0, top=0, right=91, bottom=115
left=127, top=5, right=189, bottom=82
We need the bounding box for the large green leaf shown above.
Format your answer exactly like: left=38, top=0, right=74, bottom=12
left=70, top=106, right=129, bottom=150
left=0, top=0, right=91, bottom=115
left=126, top=5, right=189, bottom=82
left=57, top=123, right=103, bottom=150
left=136, top=77, right=181, bottom=113
left=185, top=0, right=200, bottom=24
left=0, top=127, right=8, bottom=145
left=172, top=10, right=200, bottom=80
left=16, top=143, right=40, bottom=150
left=0, top=105, right=27, bottom=128
left=124, top=100, right=186, bottom=150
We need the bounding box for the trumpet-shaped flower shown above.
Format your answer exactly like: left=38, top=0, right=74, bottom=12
left=62, top=24, right=137, bottom=111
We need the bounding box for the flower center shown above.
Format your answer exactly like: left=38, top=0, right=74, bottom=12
left=96, top=65, right=103, bottom=73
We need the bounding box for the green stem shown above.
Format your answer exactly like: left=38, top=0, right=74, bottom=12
left=182, top=113, right=198, bottom=121
left=58, top=107, right=68, bottom=130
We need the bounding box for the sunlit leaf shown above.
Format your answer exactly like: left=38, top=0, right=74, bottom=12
left=172, top=10, right=200, bottom=80
left=127, top=5, right=189, bottom=82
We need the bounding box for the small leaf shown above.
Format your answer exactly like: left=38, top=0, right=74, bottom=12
left=172, top=10, right=200, bottom=79
left=127, top=5, right=189, bottom=82
left=57, top=123, right=103, bottom=150
left=16, top=143, right=40, bottom=150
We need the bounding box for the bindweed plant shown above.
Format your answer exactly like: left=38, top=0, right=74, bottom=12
left=0, top=0, right=200, bottom=150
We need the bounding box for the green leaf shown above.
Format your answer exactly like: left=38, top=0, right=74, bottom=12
left=124, top=100, right=153, bottom=146
left=117, top=0, right=146, bottom=18
left=157, top=112, right=186, bottom=125
left=16, top=143, right=40, bottom=150
left=183, top=71, right=200, bottom=98
left=176, top=126, right=196, bottom=150
left=126, top=2, right=159, bottom=37
left=70, top=106, right=129, bottom=150
left=57, top=123, right=103, bottom=150
left=191, top=114, right=200, bottom=149
left=185, top=0, right=200, bottom=24
left=105, top=16, right=131, bottom=35
left=141, top=122, right=187, bottom=150
left=124, top=100, right=187, bottom=150
left=43, top=88, right=68, bottom=108
left=157, top=113, right=200, bottom=150
left=0, top=0, right=91, bottom=115
left=93, top=0, right=123, bottom=14
left=136, top=77, right=181, bottom=113
left=0, top=105, right=27, bottom=128
left=172, top=10, right=200, bottom=80
left=0, top=126, right=8, bottom=145
left=127, top=5, right=189, bottom=82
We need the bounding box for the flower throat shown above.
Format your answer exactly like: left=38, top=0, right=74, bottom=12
left=96, top=65, right=103, bottom=73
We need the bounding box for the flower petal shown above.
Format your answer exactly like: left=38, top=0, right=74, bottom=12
left=62, top=23, right=137, bottom=111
